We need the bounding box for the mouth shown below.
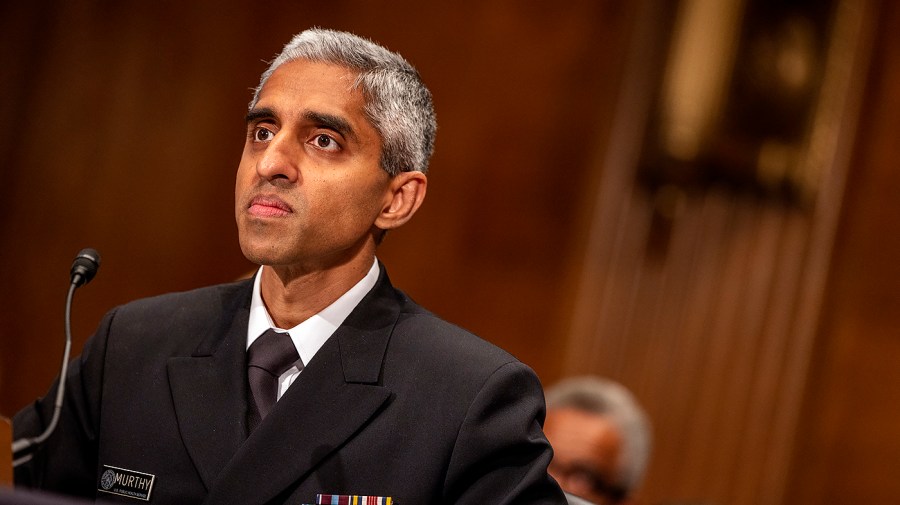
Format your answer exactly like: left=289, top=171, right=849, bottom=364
left=247, top=195, right=293, bottom=218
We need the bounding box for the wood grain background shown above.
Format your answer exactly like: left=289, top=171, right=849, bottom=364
left=1, top=1, right=898, bottom=504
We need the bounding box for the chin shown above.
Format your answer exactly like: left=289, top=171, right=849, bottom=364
left=238, top=238, right=277, bottom=266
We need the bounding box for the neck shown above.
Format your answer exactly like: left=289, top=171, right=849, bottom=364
left=260, top=252, right=375, bottom=329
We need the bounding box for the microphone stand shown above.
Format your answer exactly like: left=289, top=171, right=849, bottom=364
left=11, top=248, right=99, bottom=468
left=11, top=282, right=77, bottom=467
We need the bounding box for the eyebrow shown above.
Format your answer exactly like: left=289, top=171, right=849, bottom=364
left=302, top=110, right=357, bottom=141
left=244, top=107, right=357, bottom=141
left=245, top=107, right=276, bottom=125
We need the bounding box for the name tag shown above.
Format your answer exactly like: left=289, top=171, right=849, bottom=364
left=98, top=465, right=156, bottom=501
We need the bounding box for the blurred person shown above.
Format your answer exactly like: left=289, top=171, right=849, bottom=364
left=545, top=377, right=652, bottom=505
left=13, top=28, right=565, bottom=504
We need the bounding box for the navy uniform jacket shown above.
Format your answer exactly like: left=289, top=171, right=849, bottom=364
left=14, top=266, right=566, bottom=504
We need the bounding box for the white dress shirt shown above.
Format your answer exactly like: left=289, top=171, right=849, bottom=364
left=246, top=258, right=380, bottom=400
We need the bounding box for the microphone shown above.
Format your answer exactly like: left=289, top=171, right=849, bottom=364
left=70, top=248, right=101, bottom=287
left=12, top=248, right=102, bottom=466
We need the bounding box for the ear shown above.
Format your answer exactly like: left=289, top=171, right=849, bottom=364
left=375, top=171, right=427, bottom=231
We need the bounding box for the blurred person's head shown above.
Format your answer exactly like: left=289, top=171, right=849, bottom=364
left=545, top=376, right=652, bottom=505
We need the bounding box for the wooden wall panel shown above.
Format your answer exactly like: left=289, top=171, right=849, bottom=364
left=785, top=1, right=900, bottom=502
left=561, top=1, right=879, bottom=504
left=566, top=186, right=822, bottom=505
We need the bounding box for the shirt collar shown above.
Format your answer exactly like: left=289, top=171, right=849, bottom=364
left=247, top=258, right=380, bottom=367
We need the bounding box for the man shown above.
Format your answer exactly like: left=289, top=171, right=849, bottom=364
left=14, top=28, right=565, bottom=504
left=544, top=377, right=652, bottom=505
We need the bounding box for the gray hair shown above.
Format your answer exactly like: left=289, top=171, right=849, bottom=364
left=250, top=28, right=436, bottom=176
left=546, top=376, right=653, bottom=493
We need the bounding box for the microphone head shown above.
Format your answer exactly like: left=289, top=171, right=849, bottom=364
left=70, top=248, right=101, bottom=287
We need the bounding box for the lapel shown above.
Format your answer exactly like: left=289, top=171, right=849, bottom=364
left=203, top=265, right=402, bottom=505
left=167, top=280, right=254, bottom=490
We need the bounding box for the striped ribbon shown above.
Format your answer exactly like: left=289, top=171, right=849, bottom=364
left=315, top=494, right=393, bottom=505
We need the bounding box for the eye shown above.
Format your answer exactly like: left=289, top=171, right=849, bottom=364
left=310, top=133, right=340, bottom=152
left=252, top=127, right=275, bottom=143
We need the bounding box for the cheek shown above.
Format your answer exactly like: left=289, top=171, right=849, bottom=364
left=235, top=158, right=256, bottom=194
left=319, top=195, right=381, bottom=240
left=329, top=190, right=378, bottom=228
left=358, top=180, right=391, bottom=221
left=334, top=173, right=387, bottom=213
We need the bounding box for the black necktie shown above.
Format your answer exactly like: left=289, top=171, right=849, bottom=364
left=247, top=329, right=301, bottom=429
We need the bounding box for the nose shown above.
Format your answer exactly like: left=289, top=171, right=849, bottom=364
left=256, top=135, right=300, bottom=184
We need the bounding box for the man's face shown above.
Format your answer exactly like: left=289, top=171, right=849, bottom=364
left=545, top=407, right=627, bottom=504
left=235, top=59, right=391, bottom=271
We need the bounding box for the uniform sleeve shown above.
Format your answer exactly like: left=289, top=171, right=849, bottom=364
left=443, top=360, right=567, bottom=504
left=12, top=309, right=115, bottom=497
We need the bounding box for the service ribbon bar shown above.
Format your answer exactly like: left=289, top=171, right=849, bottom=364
left=316, top=494, right=393, bottom=505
